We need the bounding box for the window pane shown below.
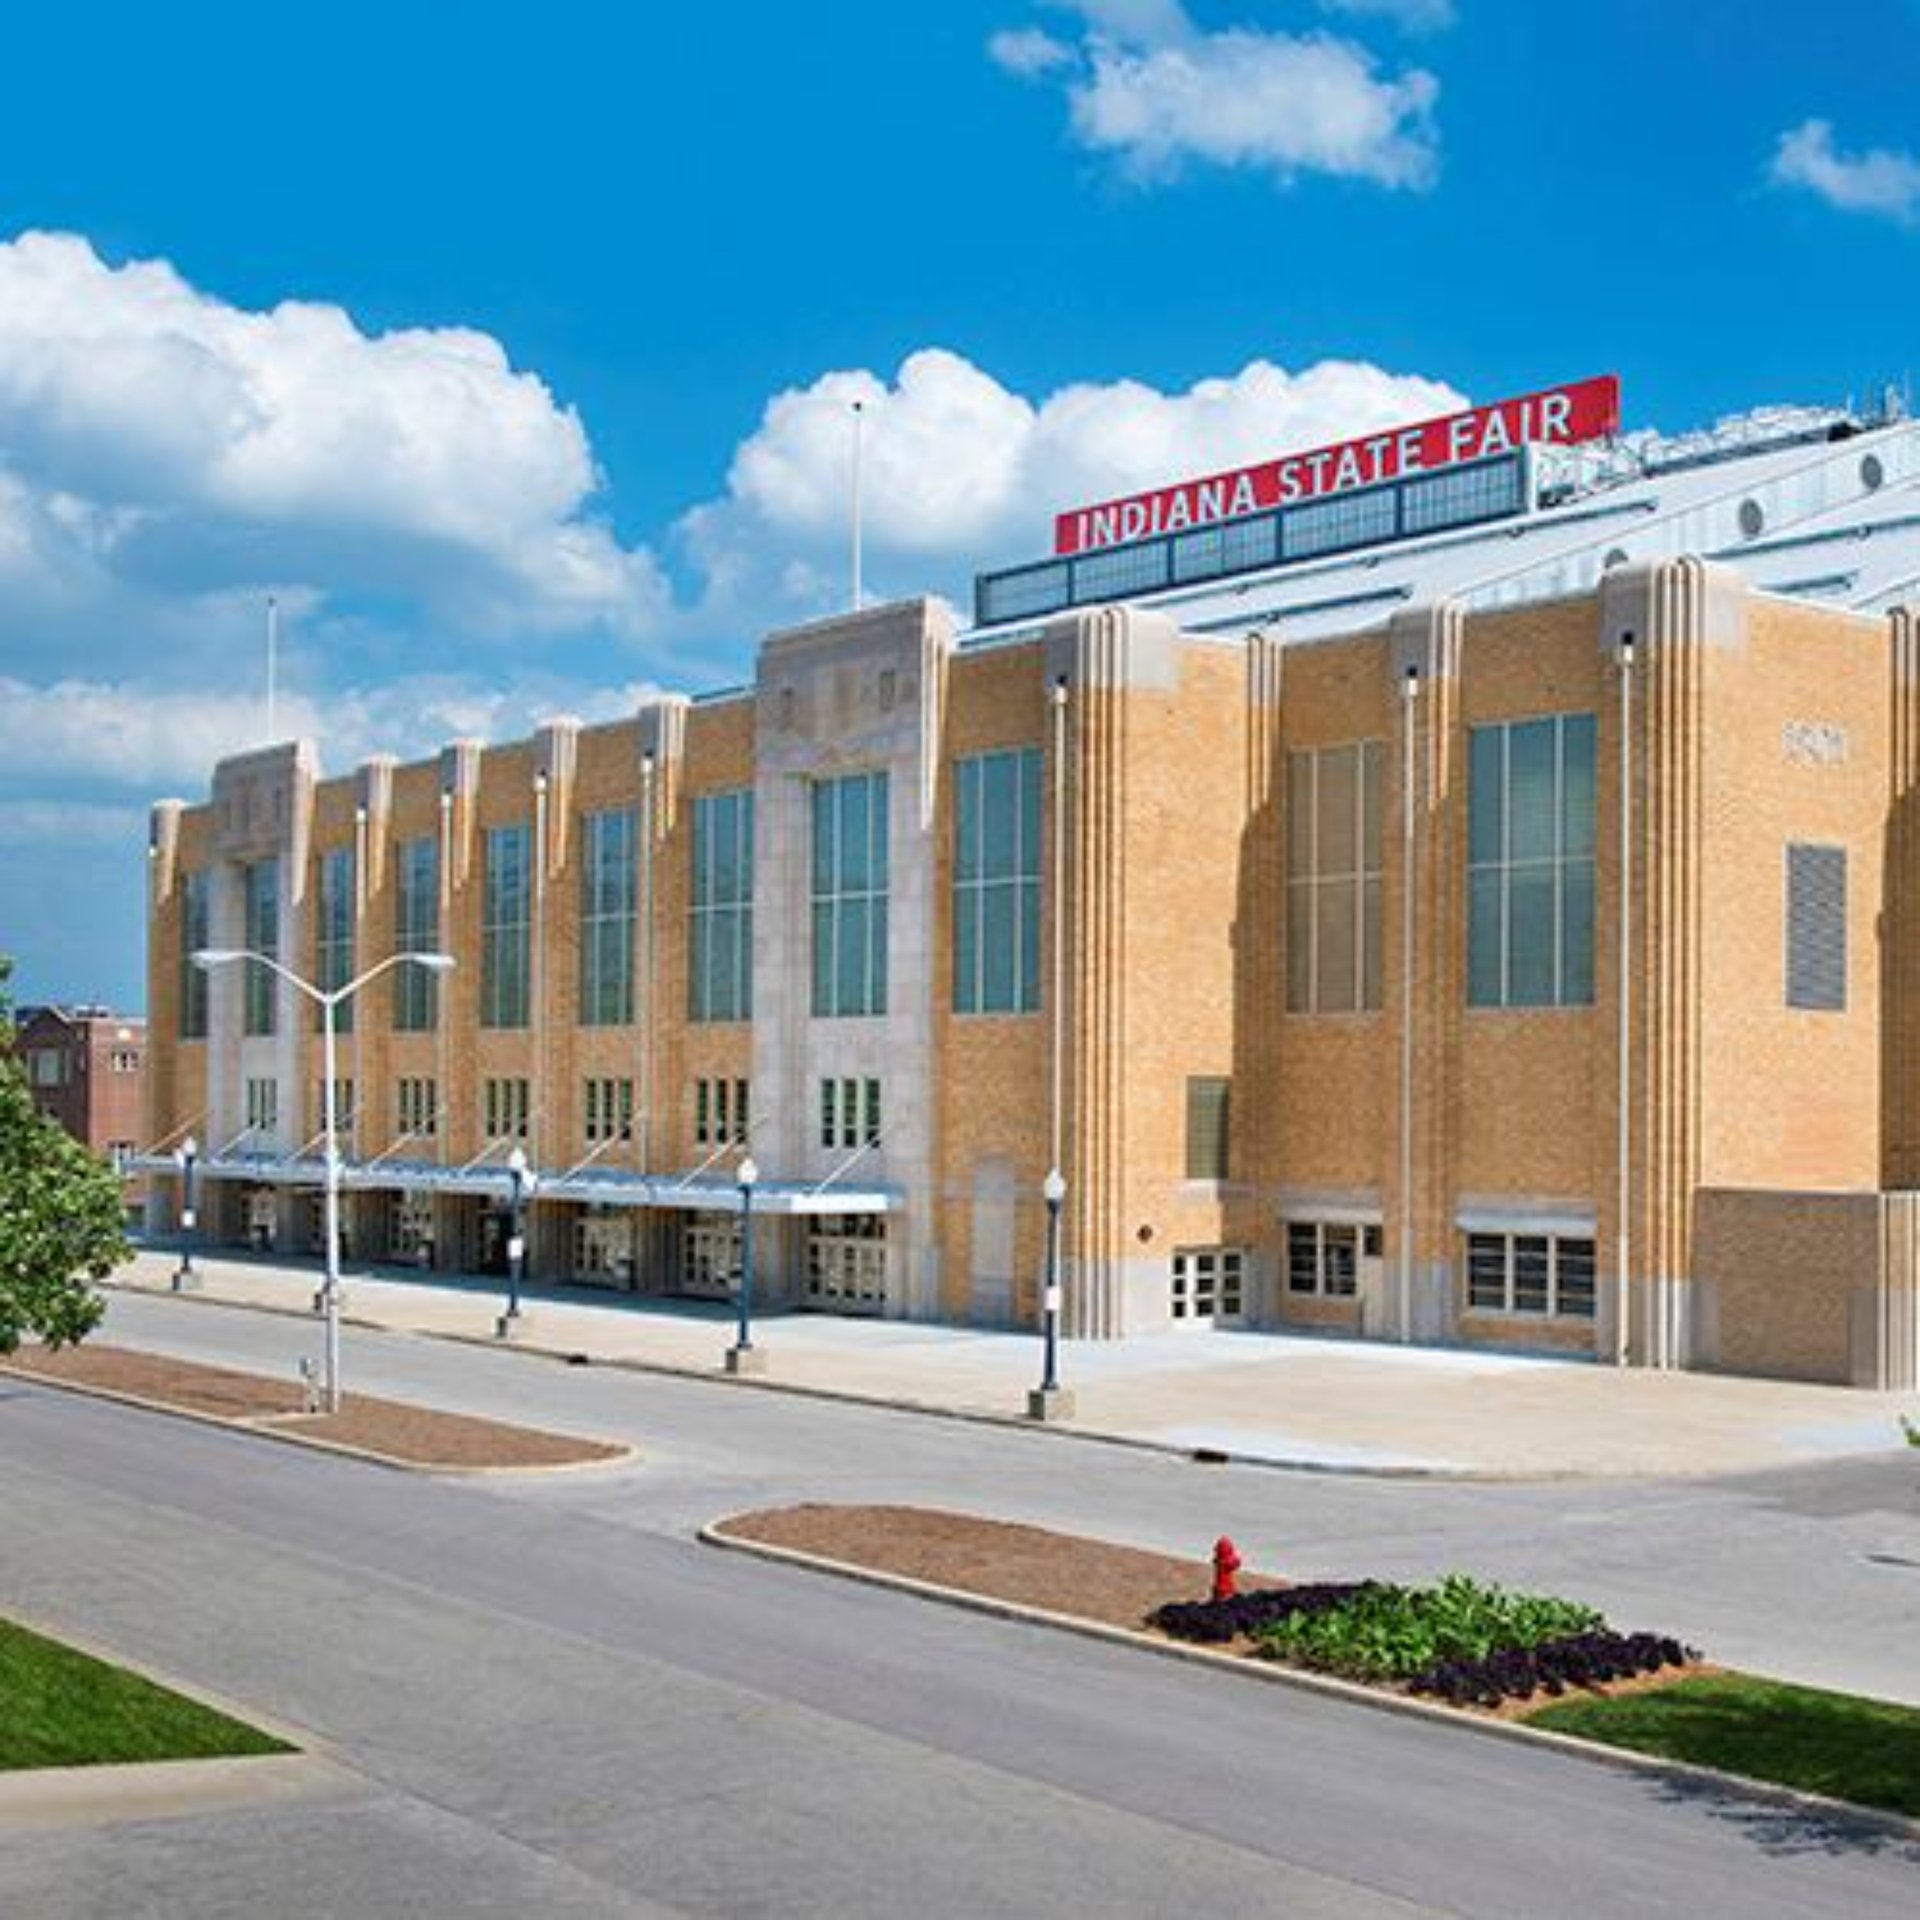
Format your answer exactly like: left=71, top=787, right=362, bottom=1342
left=1561, top=715, right=1596, bottom=859
left=1561, top=857, right=1595, bottom=1006
left=1557, top=1240, right=1597, bottom=1318
left=1507, top=720, right=1557, bottom=863
left=1287, top=1224, right=1319, bottom=1293
left=982, top=883, right=1016, bottom=1012
left=981, top=753, right=1018, bottom=879
left=1018, top=878, right=1040, bottom=1012
left=1287, top=881, right=1314, bottom=1013
left=840, top=777, right=870, bottom=892
left=952, top=886, right=978, bottom=1014
left=1361, top=875, right=1384, bottom=1012
left=1468, top=868, right=1505, bottom=1007
left=838, top=898, right=867, bottom=1014
left=1468, top=728, right=1505, bottom=867
left=955, top=758, right=980, bottom=885
left=1287, top=753, right=1314, bottom=873
left=1018, top=750, right=1043, bottom=878
left=1317, top=877, right=1358, bottom=1013
left=1513, top=1237, right=1551, bottom=1313
left=811, top=902, right=833, bottom=1016
left=1318, top=746, right=1359, bottom=877
left=1467, top=1235, right=1508, bottom=1310
left=1361, top=741, right=1385, bottom=874
left=1507, top=864, right=1556, bottom=1007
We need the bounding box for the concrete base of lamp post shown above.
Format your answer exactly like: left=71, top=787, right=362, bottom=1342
left=494, top=1312, right=525, bottom=1341
left=1026, top=1385, right=1077, bottom=1422
left=724, top=1345, right=769, bottom=1378
left=311, top=1287, right=350, bottom=1316
left=170, top=1267, right=201, bottom=1294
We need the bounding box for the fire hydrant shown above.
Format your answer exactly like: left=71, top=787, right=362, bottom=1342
left=1211, top=1536, right=1242, bottom=1602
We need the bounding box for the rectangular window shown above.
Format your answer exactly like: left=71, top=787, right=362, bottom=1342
left=1185, top=1076, right=1230, bottom=1182
left=953, top=747, right=1043, bottom=1015
left=396, top=1076, right=438, bottom=1140
left=583, top=1076, right=635, bottom=1145
left=28, top=1051, right=65, bottom=1088
left=1286, top=742, right=1385, bottom=1013
left=180, top=869, right=211, bottom=1039
left=812, top=773, right=888, bottom=1018
left=580, top=808, right=638, bottom=1026
left=110, top=1049, right=140, bottom=1073
left=483, top=1076, right=531, bottom=1142
left=314, top=1079, right=355, bottom=1139
left=1463, top=1232, right=1597, bottom=1319
left=481, top=824, right=532, bottom=1029
left=1170, top=1248, right=1246, bottom=1322
left=819, top=1077, right=881, bottom=1150
left=243, top=859, right=280, bottom=1036
left=393, top=837, right=441, bottom=1031
left=805, top=1215, right=888, bottom=1310
left=1786, top=844, right=1846, bottom=1012
left=690, top=790, right=754, bottom=1023
left=1285, top=1221, right=1364, bottom=1297
left=314, top=847, right=356, bottom=1034
left=694, top=1077, right=751, bottom=1147
left=1467, top=714, right=1596, bottom=1009
left=245, top=1076, right=278, bottom=1139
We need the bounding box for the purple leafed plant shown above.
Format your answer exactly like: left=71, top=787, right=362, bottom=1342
left=1149, top=1583, right=1375, bottom=1645
left=1408, top=1631, right=1698, bottom=1709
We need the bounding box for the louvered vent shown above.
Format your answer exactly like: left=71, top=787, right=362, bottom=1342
left=1786, top=844, right=1846, bottom=1012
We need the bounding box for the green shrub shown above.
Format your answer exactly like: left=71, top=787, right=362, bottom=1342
left=1255, top=1575, right=1602, bottom=1683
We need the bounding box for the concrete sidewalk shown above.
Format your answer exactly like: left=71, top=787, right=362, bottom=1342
left=116, top=1247, right=1917, bottom=1478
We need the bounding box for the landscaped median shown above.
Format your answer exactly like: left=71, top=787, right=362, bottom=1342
left=706, top=1505, right=1920, bottom=1824
left=1, top=1342, right=632, bottom=1473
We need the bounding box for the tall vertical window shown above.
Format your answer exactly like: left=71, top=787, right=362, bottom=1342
left=180, top=869, right=210, bottom=1039
left=1287, top=742, right=1385, bottom=1014
left=690, top=791, right=755, bottom=1022
left=315, top=847, right=355, bottom=1033
left=812, top=772, right=889, bottom=1018
left=393, top=837, right=440, bottom=1031
left=580, top=808, right=637, bottom=1026
left=1185, top=1077, right=1231, bottom=1181
left=953, top=748, right=1043, bottom=1015
left=481, top=824, right=532, bottom=1029
left=243, top=859, right=279, bottom=1037
left=1467, top=714, right=1596, bottom=1009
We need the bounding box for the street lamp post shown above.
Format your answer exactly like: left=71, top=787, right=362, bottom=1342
left=495, top=1146, right=534, bottom=1339
left=193, top=946, right=454, bottom=1412
left=171, top=1135, right=200, bottom=1292
left=1028, top=1167, right=1074, bottom=1421
left=725, top=1155, right=767, bottom=1376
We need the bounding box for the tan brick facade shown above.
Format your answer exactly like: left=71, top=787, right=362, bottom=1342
left=141, top=565, right=1920, bottom=1384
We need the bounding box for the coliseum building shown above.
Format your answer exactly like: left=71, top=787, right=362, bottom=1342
left=141, top=379, right=1920, bottom=1387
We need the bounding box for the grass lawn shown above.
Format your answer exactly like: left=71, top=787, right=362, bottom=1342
left=1528, top=1671, right=1920, bottom=1818
left=0, top=1618, right=291, bottom=1771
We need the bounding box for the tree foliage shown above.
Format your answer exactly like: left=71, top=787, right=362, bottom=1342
left=0, top=956, right=121, bottom=1352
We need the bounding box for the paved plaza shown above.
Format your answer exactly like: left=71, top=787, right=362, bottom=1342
left=122, top=1247, right=1917, bottom=1478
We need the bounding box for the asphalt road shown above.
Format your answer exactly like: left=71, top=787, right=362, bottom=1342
left=2, top=1294, right=1917, bottom=1917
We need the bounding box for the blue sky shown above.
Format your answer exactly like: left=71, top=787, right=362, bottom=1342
left=4, top=0, right=1920, bottom=1014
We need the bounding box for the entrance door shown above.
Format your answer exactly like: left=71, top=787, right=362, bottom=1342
left=478, top=1207, right=510, bottom=1276
left=677, top=1213, right=740, bottom=1298
left=805, top=1215, right=888, bottom=1314
left=1170, top=1247, right=1246, bottom=1326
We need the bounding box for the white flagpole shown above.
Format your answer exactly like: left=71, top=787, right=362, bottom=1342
left=850, top=399, right=865, bottom=613
left=266, top=594, right=279, bottom=741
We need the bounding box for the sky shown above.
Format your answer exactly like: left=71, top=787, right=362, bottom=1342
left=4, top=0, right=1920, bottom=1013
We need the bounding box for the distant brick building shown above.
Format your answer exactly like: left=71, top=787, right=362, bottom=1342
left=14, top=1004, right=147, bottom=1194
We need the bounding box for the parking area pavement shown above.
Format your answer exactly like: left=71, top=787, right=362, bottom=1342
left=116, top=1248, right=1917, bottom=1478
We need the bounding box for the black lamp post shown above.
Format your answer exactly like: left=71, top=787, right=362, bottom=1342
left=171, top=1135, right=200, bottom=1293
left=726, top=1156, right=766, bottom=1375
left=1028, top=1167, right=1073, bottom=1420
left=497, top=1145, right=534, bottom=1338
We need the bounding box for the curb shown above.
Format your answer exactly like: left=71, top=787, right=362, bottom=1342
left=1, top=1364, right=637, bottom=1480
left=698, top=1521, right=1920, bottom=1846
left=100, top=1276, right=1597, bottom=1485
left=0, top=1751, right=353, bottom=1830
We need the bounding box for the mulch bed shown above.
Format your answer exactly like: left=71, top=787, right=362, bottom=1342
left=2, top=1343, right=627, bottom=1472
left=713, top=1504, right=1696, bottom=1718
left=714, top=1503, right=1276, bottom=1630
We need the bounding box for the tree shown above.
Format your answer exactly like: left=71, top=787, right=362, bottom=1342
left=0, top=956, right=121, bottom=1353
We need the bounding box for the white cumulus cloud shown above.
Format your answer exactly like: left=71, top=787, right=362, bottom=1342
left=1771, top=119, right=1920, bottom=226
left=677, top=347, right=1464, bottom=623
left=989, top=2, right=1440, bottom=189
left=0, top=230, right=667, bottom=666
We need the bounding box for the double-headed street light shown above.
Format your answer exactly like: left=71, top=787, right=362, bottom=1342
left=192, top=946, right=455, bottom=1412
left=171, top=1135, right=200, bottom=1292
left=725, top=1155, right=766, bottom=1376
left=496, top=1145, right=536, bottom=1338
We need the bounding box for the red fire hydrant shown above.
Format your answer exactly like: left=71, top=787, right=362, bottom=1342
left=1211, top=1536, right=1242, bottom=1602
